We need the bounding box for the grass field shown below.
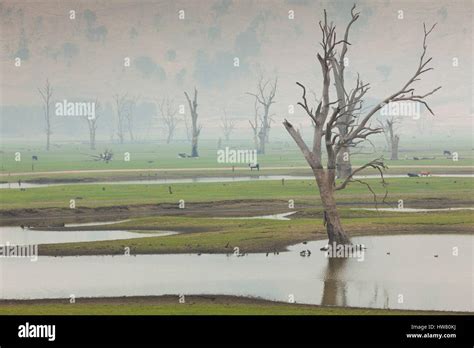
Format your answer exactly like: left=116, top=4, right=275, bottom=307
left=1, top=141, right=472, bottom=179
left=36, top=209, right=473, bottom=256
left=1, top=177, right=472, bottom=210
left=0, top=296, right=462, bottom=315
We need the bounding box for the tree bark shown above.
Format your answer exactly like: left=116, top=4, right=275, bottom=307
left=314, top=169, right=351, bottom=245
left=336, top=145, right=352, bottom=179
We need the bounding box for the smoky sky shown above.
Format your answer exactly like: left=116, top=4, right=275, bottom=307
left=0, top=0, right=472, bottom=140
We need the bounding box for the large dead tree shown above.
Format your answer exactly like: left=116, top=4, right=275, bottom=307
left=247, top=76, right=277, bottom=154
left=84, top=98, right=100, bottom=150
left=38, top=79, right=53, bottom=151
left=159, top=97, right=178, bottom=144
left=184, top=88, right=202, bottom=157
left=379, top=116, right=400, bottom=160
left=220, top=109, right=235, bottom=141
left=283, top=6, right=440, bottom=245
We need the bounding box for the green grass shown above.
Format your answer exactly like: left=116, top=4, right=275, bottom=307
left=1, top=177, right=472, bottom=210
left=1, top=140, right=472, bottom=174
left=0, top=298, right=449, bottom=315
left=38, top=210, right=474, bottom=256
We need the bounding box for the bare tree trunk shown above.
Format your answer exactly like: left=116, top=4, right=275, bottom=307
left=386, top=119, right=400, bottom=160
left=90, top=129, right=96, bottom=150
left=114, top=94, right=126, bottom=144
left=185, top=88, right=201, bottom=157
left=314, top=169, right=351, bottom=245
left=258, top=129, right=266, bottom=154
left=391, top=135, right=399, bottom=160
left=38, top=79, right=53, bottom=151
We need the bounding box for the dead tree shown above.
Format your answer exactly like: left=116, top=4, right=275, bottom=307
left=283, top=6, right=440, bottom=245
left=247, top=76, right=277, bottom=154
left=184, top=88, right=202, bottom=157
left=249, top=98, right=260, bottom=150
left=330, top=8, right=360, bottom=179
left=38, top=79, right=53, bottom=151
left=113, top=93, right=127, bottom=144
left=379, top=116, right=400, bottom=160
left=159, top=97, right=178, bottom=144
left=220, top=109, right=235, bottom=141
left=183, top=112, right=192, bottom=141
left=124, top=95, right=139, bottom=142
left=84, top=98, right=100, bottom=150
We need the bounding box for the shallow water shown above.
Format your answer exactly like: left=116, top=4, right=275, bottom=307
left=0, top=226, right=176, bottom=245
left=0, top=234, right=471, bottom=312
left=353, top=207, right=474, bottom=212
left=1, top=173, right=472, bottom=189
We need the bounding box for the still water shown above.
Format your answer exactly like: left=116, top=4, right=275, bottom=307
left=0, top=234, right=471, bottom=312
left=0, top=226, right=175, bottom=245
left=1, top=174, right=472, bottom=189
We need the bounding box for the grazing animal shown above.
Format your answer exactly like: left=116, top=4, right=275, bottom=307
left=32, top=155, right=38, bottom=161
left=407, top=173, right=419, bottom=177
left=178, top=153, right=191, bottom=158
left=419, top=171, right=431, bottom=177
left=249, top=163, right=260, bottom=171
left=443, top=150, right=451, bottom=156
left=413, top=157, right=420, bottom=160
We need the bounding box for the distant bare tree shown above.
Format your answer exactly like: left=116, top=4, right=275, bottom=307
left=113, top=93, right=127, bottom=144
left=379, top=116, right=400, bottom=160
left=220, top=109, right=235, bottom=141
left=249, top=98, right=259, bottom=150
left=184, top=88, right=202, bottom=157
left=183, top=112, right=192, bottom=141
left=283, top=6, right=440, bottom=245
left=247, top=75, right=277, bottom=154
left=159, top=97, right=179, bottom=144
left=38, top=79, right=53, bottom=151
left=124, top=95, right=139, bottom=142
left=84, top=98, right=100, bottom=150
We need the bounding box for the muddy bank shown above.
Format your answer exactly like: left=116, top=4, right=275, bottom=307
left=0, top=199, right=308, bottom=226
left=1, top=197, right=472, bottom=226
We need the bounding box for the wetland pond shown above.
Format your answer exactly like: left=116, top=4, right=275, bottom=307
left=0, top=234, right=471, bottom=312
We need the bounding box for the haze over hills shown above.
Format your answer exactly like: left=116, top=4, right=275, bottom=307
left=0, top=0, right=472, bottom=142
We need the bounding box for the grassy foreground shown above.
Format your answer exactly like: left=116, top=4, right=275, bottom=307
left=0, top=295, right=460, bottom=315
left=37, top=210, right=474, bottom=256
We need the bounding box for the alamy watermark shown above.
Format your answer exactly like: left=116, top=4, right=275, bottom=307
left=0, top=242, right=38, bottom=262
left=381, top=101, right=420, bottom=120
left=55, top=99, right=96, bottom=120
left=217, top=147, right=257, bottom=164
left=325, top=242, right=365, bottom=262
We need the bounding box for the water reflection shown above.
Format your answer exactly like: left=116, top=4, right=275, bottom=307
left=321, top=258, right=348, bottom=307
left=0, top=234, right=471, bottom=312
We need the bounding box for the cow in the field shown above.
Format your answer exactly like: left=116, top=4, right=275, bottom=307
left=32, top=155, right=38, bottom=161
left=249, top=163, right=260, bottom=171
